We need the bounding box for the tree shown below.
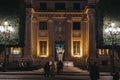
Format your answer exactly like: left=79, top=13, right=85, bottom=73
left=0, top=0, right=25, bottom=47
left=96, top=0, right=120, bottom=48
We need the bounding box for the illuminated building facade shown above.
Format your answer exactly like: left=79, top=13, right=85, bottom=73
left=23, top=0, right=99, bottom=67
left=0, top=0, right=119, bottom=72
left=0, top=0, right=102, bottom=68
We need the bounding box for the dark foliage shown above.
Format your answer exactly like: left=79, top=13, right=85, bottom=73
left=0, top=0, right=25, bottom=47
left=96, top=0, right=120, bottom=48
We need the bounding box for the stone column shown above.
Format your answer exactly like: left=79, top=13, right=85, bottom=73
left=86, top=8, right=97, bottom=63
left=31, top=16, right=38, bottom=57
left=48, top=19, right=54, bottom=57
left=24, top=8, right=33, bottom=61
left=66, top=19, right=72, bottom=60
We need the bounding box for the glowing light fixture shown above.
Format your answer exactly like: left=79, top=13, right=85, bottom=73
left=0, top=20, right=14, bottom=71
left=104, top=22, right=120, bottom=75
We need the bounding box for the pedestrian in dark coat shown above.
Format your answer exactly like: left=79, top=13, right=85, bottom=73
left=89, top=62, right=99, bottom=80
left=95, top=62, right=100, bottom=79
left=44, top=61, right=50, bottom=77
left=57, top=60, right=63, bottom=74
left=113, top=72, right=119, bottom=80
left=50, top=61, right=55, bottom=77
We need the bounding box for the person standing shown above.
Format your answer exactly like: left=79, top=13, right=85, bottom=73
left=96, top=63, right=100, bottom=79
left=89, top=62, right=99, bottom=80
left=50, top=61, right=56, bottom=77
left=57, top=60, right=63, bottom=74
left=44, top=61, right=50, bottom=77
left=113, top=72, right=119, bottom=80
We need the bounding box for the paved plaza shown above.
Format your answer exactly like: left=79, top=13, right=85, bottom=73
left=0, top=66, right=113, bottom=80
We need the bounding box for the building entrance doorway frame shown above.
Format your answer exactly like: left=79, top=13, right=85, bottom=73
left=54, top=41, right=65, bottom=61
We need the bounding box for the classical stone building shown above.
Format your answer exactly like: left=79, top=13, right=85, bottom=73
left=3, top=0, right=120, bottom=71
left=23, top=0, right=100, bottom=67
left=1, top=0, right=120, bottom=72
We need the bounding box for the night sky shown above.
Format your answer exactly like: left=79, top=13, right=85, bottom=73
left=97, top=0, right=120, bottom=18
left=0, top=0, right=21, bottom=13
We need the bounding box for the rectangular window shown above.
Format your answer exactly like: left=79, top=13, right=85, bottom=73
left=39, top=22, right=47, bottom=30
left=39, top=2, right=47, bottom=10
left=73, top=22, right=80, bottom=30
left=55, top=3, right=65, bottom=10
left=39, top=41, right=47, bottom=56
left=98, top=49, right=109, bottom=55
left=73, top=41, right=80, bottom=56
left=73, top=3, right=81, bottom=10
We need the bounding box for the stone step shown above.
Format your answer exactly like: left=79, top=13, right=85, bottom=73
left=0, top=74, right=90, bottom=80
left=0, top=72, right=88, bottom=80
left=63, top=61, right=74, bottom=67
left=54, top=61, right=74, bottom=67
left=0, top=74, right=113, bottom=80
left=0, top=71, right=113, bottom=80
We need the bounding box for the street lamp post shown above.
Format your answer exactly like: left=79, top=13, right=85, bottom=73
left=0, top=20, right=14, bottom=71
left=104, top=22, right=120, bottom=75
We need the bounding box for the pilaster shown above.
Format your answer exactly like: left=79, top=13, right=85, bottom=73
left=24, top=8, right=34, bottom=61
left=31, top=16, right=38, bottom=57
left=66, top=19, right=72, bottom=59
left=85, top=7, right=97, bottom=63
left=48, top=19, right=54, bottom=57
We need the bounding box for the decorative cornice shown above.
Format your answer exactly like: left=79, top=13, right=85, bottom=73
left=38, top=13, right=85, bottom=18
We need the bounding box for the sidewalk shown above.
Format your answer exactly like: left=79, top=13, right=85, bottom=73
left=35, top=66, right=113, bottom=80
left=34, top=66, right=88, bottom=73
left=35, top=66, right=110, bottom=74
left=0, top=66, right=113, bottom=80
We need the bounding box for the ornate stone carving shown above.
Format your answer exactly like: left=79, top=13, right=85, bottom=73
left=32, top=17, right=37, bottom=22
left=39, top=31, right=47, bottom=37
left=73, top=31, right=81, bottom=37
left=26, top=8, right=33, bottom=19
left=55, top=21, right=65, bottom=34
left=54, top=20, right=66, bottom=40
left=82, top=14, right=87, bottom=21
left=39, top=14, right=83, bottom=17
